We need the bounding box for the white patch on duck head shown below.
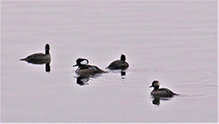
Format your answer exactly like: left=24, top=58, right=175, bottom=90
left=80, top=59, right=88, bottom=65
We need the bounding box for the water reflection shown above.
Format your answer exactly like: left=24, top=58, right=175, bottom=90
left=74, top=73, right=102, bottom=86
left=20, top=61, right=51, bottom=73
left=152, top=96, right=161, bottom=105
left=107, top=69, right=127, bottom=79
left=45, top=63, right=51, bottom=72
left=20, top=44, right=51, bottom=72
left=121, top=70, right=126, bottom=79
left=118, top=70, right=127, bottom=79
left=151, top=95, right=174, bottom=106
left=76, top=76, right=89, bottom=86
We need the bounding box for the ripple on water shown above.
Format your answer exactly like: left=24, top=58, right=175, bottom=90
left=78, top=67, right=216, bottom=98
left=144, top=67, right=217, bottom=98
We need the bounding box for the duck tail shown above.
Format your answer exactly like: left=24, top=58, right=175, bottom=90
left=174, top=93, right=180, bottom=96
left=103, top=70, right=109, bottom=73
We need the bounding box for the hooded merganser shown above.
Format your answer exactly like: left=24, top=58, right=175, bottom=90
left=106, top=54, right=129, bottom=70
left=149, top=80, right=179, bottom=97
left=20, top=44, right=51, bottom=64
left=73, top=58, right=107, bottom=76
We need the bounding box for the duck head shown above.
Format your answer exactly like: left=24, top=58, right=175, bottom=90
left=73, top=58, right=89, bottom=67
left=150, top=80, right=160, bottom=89
left=120, top=54, right=126, bottom=61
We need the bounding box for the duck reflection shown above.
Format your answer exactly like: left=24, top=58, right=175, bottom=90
left=121, top=70, right=126, bottom=76
left=74, top=74, right=102, bottom=86
left=107, top=69, right=127, bottom=79
left=120, top=70, right=127, bottom=79
left=76, top=76, right=89, bottom=86
left=45, top=63, right=51, bottom=72
left=20, top=44, right=51, bottom=72
left=151, top=96, right=174, bottom=106
left=152, top=96, right=160, bottom=105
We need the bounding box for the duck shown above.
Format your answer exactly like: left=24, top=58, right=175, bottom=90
left=20, top=44, right=51, bottom=64
left=106, top=54, right=129, bottom=70
left=149, top=80, right=179, bottom=97
left=73, top=58, right=107, bottom=76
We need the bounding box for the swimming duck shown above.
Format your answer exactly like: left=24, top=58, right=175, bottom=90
left=149, top=80, right=178, bottom=97
left=20, top=44, right=51, bottom=64
left=106, top=54, right=129, bottom=70
left=73, top=58, right=107, bottom=76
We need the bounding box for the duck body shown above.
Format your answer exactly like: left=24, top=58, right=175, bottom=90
left=73, top=58, right=107, bottom=76
left=75, top=64, right=106, bottom=76
left=20, top=53, right=50, bottom=64
left=20, top=44, right=51, bottom=64
left=150, top=80, right=178, bottom=97
left=106, top=54, right=129, bottom=70
left=150, top=88, right=178, bottom=97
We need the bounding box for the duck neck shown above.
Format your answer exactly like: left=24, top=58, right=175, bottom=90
left=121, top=55, right=126, bottom=61
left=45, top=50, right=50, bottom=55
left=153, top=86, right=159, bottom=90
left=79, top=65, right=89, bottom=69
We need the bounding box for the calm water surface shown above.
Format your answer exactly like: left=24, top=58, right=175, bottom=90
left=1, top=1, right=218, bottom=123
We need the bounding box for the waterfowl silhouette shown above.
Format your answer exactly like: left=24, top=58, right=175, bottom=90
left=73, top=58, right=107, bottom=76
left=20, top=44, right=51, bottom=64
left=106, top=54, right=129, bottom=70
left=149, top=80, right=179, bottom=97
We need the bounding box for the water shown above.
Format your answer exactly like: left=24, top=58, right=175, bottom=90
left=1, top=1, right=218, bottom=123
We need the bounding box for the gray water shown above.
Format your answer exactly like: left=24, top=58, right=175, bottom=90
left=1, top=1, right=218, bottom=123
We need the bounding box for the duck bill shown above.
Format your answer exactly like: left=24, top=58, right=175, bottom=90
left=149, top=86, right=153, bottom=88
left=73, top=64, right=78, bottom=67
